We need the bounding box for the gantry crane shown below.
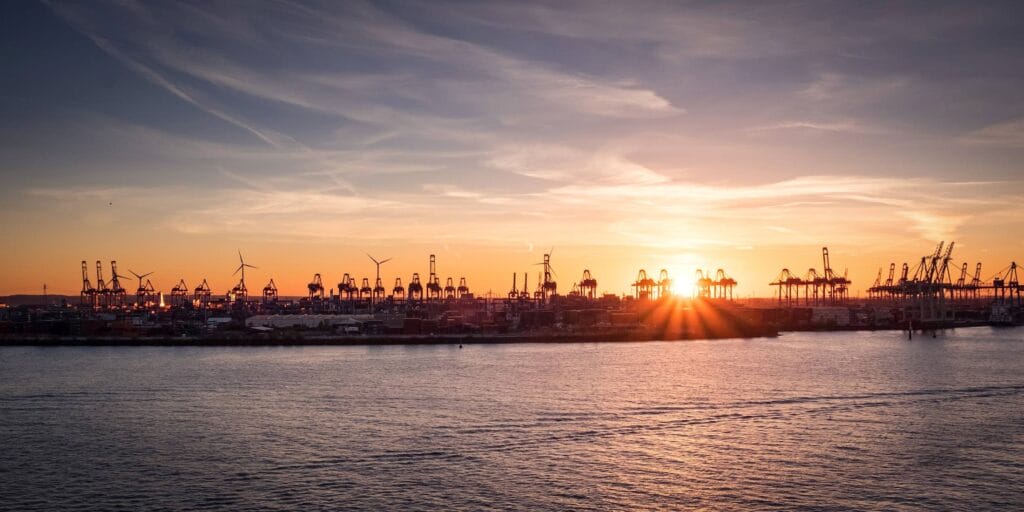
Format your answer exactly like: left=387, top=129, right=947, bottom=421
left=308, top=273, right=325, bottom=301
left=579, top=269, right=597, bottom=299
left=338, top=273, right=355, bottom=301
left=95, top=260, right=109, bottom=309
left=633, top=269, right=654, bottom=300
left=508, top=273, right=519, bottom=300
left=80, top=260, right=96, bottom=308
left=109, top=261, right=129, bottom=308
left=714, top=269, right=737, bottom=300
left=520, top=272, right=531, bottom=300
left=408, top=273, right=423, bottom=301
left=657, top=269, right=671, bottom=298
left=427, top=254, right=442, bottom=300
left=393, top=277, right=405, bottom=300
left=264, top=279, right=279, bottom=303
left=359, top=278, right=372, bottom=299
left=193, top=279, right=211, bottom=307
left=444, top=277, right=456, bottom=300
left=170, top=279, right=189, bottom=307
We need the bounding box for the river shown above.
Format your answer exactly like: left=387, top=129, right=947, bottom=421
left=2, top=327, right=1022, bottom=510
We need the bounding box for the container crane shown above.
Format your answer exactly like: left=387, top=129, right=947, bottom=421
left=579, top=269, right=597, bottom=299
left=109, top=261, right=129, bottom=308
left=308, top=273, right=325, bottom=301
left=444, top=277, right=456, bottom=300
left=80, top=260, right=96, bottom=308
left=770, top=268, right=797, bottom=305
left=715, top=269, right=737, bottom=300
left=263, top=279, right=279, bottom=303
left=170, top=279, right=189, bottom=307
left=338, top=273, right=355, bottom=301
left=657, top=269, right=671, bottom=298
left=968, top=263, right=983, bottom=299
left=359, top=278, right=372, bottom=299
left=508, top=273, right=519, bottom=300
left=393, top=277, right=405, bottom=300
left=193, top=279, right=211, bottom=307
left=427, top=254, right=442, bottom=300
left=518, top=273, right=529, bottom=300
left=95, top=260, right=109, bottom=309
left=633, top=269, right=654, bottom=300
left=408, top=273, right=423, bottom=301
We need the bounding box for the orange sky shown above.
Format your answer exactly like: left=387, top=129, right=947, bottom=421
left=2, top=2, right=1023, bottom=297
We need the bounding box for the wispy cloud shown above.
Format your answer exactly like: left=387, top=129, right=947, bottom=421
left=960, top=117, right=1024, bottom=148
left=486, top=144, right=670, bottom=185
left=25, top=175, right=1018, bottom=252
left=746, top=120, right=882, bottom=134
left=44, top=6, right=290, bottom=148
left=798, top=72, right=909, bottom=104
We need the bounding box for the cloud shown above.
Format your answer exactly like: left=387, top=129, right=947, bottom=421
left=746, top=120, right=882, bottom=134
left=48, top=0, right=679, bottom=137
left=421, top=184, right=483, bottom=199
left=44, top=5, right=291, bottom=148
left=486, top=144, right=670, bottom=185
left=960, top=117, right=1024, bottom=148
left=798, top=72, right=910, bottom=105
left=897, top=211, right=970, bottom=242
left=25, top=175, right=1017, bottom=251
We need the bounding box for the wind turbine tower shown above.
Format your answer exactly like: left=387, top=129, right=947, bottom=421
left=231, top=251, right=257, bottom=303
left=367, top=253, right=392, bottom=305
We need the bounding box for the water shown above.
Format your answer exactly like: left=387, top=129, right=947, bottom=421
left=2, top=328, right=1023, bottom=510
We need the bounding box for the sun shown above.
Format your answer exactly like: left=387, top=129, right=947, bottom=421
left=668, top=269, right=698, bottom=298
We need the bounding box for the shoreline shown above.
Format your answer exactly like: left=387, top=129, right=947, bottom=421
left=0, top=327, right=778, bottom=346
left=2, top=323, right=1017, bottom=347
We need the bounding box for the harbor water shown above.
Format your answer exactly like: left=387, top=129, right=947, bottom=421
left=2, top=328, right=1023, bottom=510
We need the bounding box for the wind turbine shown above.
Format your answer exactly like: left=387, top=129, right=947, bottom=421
left=533, top=247, right=559, bottom=277
left=129, top=269, right=153, bottom=291
left=234, top=250, right=258, bottom=295
left=367, top=253, right=392, bottom=304
left=126, top=269, right=153, bottom=307
left=533, top=247, right=558, bottom=299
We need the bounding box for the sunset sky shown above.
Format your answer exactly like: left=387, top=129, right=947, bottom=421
left=2, top=1, right=1023, bottom=297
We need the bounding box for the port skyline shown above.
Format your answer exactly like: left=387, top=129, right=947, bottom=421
left=4, top=239, right=1016, bottom=301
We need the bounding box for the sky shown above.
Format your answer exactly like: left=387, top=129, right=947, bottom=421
left=1, top=0, right=1023, bottom=298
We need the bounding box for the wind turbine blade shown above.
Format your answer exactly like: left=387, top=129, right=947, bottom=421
left=234, top=265, right=242, bottom=276
left=381, top=258, right=393, bottom=264
left=238, top=250, right=243, bottom=264
left=246, top=264, right=259, bottom=269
